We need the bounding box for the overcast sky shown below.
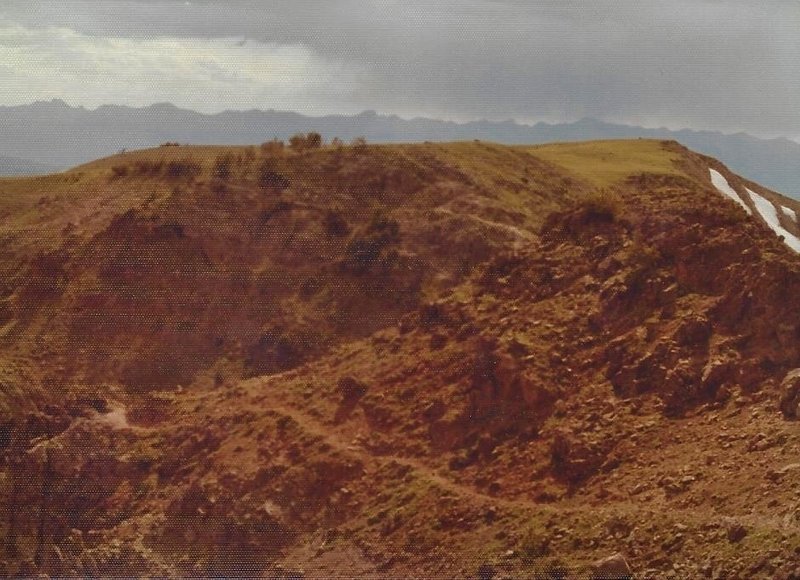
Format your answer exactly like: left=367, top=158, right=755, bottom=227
left=1, top=0, right=798, bottom=139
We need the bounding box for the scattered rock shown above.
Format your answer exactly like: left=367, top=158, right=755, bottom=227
left=337, top=376, right=368, bottom=401
left=702, top=357, right=736, bottom=388
left=397, top=315, right=415, bottom=334
left=17, top=558, right=37, bottom=577
left=675, top=315, right=712, bottom=346
left=779, top=369, right=800, bottom=419
left=591, top=552, right=633, bottom=579
left=726, top=522, right=748, bottom=543
left=661, top=532, right=684, bottom=553
left=550, top=431, right=611, bottom=484
left=477, top=562, right=496, bottom=580
left=430, top=333, right=448, bottom=350
left=421, top=399, right=446, bottom=422
left=270, top=564, right=306, bottom=579
left=748, top=432, right=786, bottom=452
left=43, top=544, right=66, bottom=577
left=766, top=463, right=800, bottom=482
left=658, top=474, right=695, bottom=496
left=420, top=301, right=448, bottom=327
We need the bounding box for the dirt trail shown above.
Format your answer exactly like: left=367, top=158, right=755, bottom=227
left=260, top=396, right=799, bottom=542
left=93, top=402, right=155, bottom=434
left=263, top=400, right=543, bottom=514
left=434, top=207, right=536, bottom=243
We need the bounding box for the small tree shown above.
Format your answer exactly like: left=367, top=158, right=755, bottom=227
left=258, top=160, right=290, bottom=192
left=165, top=158, right=202, bottom=180
left=110, top=165, right=129, bottom=179
left=289, top=133, right=307, bottom=151
left=260, top=139, right=285, bottom=156
left=575, top=188, right=624, bottom=223
left=306, top=132, right=323, bottom=149
left=343, top=212, right=401, bottom=275
left=134, top=159, right=164, bottom=176
left=289, top=132, right=323, bottom=152
left=213, top=153, right=235, bottom=180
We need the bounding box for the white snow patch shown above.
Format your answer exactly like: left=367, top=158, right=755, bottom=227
left=781, top=205, right=797, bottom=223
left=709, top=169, right=752, bottom=215
left=747, top=188, right=800, bottom=252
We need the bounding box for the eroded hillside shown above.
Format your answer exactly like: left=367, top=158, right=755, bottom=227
left=2, top=139, right=800, bottom=578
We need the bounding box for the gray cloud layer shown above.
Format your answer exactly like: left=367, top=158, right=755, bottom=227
left=1, top=0, right=798, bottom=138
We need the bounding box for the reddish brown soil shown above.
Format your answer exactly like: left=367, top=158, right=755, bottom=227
left=2, top=139, right=800, bottom=578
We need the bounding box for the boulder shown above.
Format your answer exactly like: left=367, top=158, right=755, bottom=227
left=701, top=357, right=736, bottom=389
left=779, top=369, right=800, bottom=419
left=726, top=522, right=748, bottom=543
left=591, top=552, right=633, bottom=579
left=550, top=431, right=610, bottom=484
left=766, top=463, right=800, bottom=482
left=675, top=315, right=712, bottom=346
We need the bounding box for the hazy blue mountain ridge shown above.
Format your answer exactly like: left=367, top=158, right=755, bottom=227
left=0, top=154, right=60, bottom=176
left=2, top=100, right=798, bottom=198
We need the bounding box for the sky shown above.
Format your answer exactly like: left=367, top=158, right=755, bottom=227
left=0, top=0, right=798, bottom=139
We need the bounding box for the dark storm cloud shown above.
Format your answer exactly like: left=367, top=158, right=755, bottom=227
left=1, top=0, right=798, bottom=137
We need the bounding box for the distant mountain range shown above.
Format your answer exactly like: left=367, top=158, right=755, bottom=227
left=2, top=99, right=799, bottom=198
left=0, top=154, right=59, bottom=176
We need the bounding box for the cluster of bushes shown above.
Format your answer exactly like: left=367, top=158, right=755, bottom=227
left=260, top=139, right=285, bottom=156
left=244, top=325, right=323, bottom=376
left=133, top=159, right=164, bottom=176
left=212, top=153, right=235, bottom=179
left=576, top=188, right=624, bottom=222
left=259, top=135, right=315, bottom=154
left=110, top=165, right=129, bottom=179
left=164, top=158, right=202, bottom=179
left=207, top=141, right=299, bottom=188
left=288, top=132, right=323, bottom=152
left=110, top=157, right=203, bottom=180
left=258, top=159, right=290, bottom=192
left=259, top=134, right=367, bottom=155
left=624, top=238, right=663, bottom=291
left=210, top=148, right=258, bottom=181
left=110, top=132, right=367, bottom=183
left=351, top=136, right=368, bottom=152
left=343, top=212, right=401, bottom=275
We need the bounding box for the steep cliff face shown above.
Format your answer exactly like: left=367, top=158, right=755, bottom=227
left=2, top=139, right=800, bottom=578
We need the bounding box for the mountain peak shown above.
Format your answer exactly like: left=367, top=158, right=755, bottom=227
left=30, top=98, right=74, bottom=110
left=145, top=102, right=182, bottom=112
left=573, top=116, right=607, bottom=127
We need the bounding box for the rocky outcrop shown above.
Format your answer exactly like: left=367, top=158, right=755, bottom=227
left=779, top=369, right=800, bottom=419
